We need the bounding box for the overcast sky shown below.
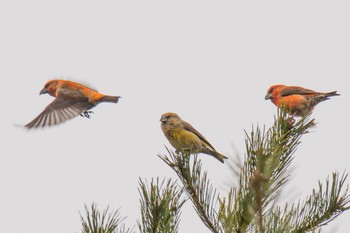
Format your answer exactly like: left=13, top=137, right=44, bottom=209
left=0, top=1, right=349, bottom=232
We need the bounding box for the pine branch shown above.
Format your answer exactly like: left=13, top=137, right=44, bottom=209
left=157, top=109, right=348, bottom=233
left=218, top=187, right=251, bottom=233
left=137, top=177, right=185, bottom=233
left=264, top=172, right=350, bottom=233
left=293, top=172, right=349, bottom=232
left=80, top=203, right=132, bottom=233
left=254, top=110, right=315, bottom=207
left=218, top=111, right=316, bottom=233
left=159, top=149, right=221, bottom=233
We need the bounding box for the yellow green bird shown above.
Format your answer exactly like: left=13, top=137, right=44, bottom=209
left=160, top=112, right=228, bottom=163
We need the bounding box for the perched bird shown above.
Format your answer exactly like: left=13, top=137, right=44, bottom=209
left=265, top=84, right=339, bottom=116
left=160, top=112, right=228, bottom=163
left=25, top=79, right=120, bottom=129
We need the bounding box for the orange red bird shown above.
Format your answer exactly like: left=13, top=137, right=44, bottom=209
left=265, top=84, right=339, bottom=116
left=25, top=80, right=120, bottom=129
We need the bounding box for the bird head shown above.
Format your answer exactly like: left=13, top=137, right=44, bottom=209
left=160, top=112, right=181, bottom=127
left=265, top=84, right=285, bottom=100
left=40, top=80, right=60, bottom=96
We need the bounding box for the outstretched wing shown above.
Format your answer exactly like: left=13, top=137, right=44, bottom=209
left=25, top=88, right=90, bottom=129
left=182, top=121, right=216, bottom=151
left=280, top=86, right=318, bottom=97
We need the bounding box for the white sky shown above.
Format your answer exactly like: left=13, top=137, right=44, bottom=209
left=0, top=1, right=349, bottom=232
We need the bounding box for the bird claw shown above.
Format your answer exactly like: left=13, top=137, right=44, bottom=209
left=287, top=116, right=295, bottom=128
left=81, top=111, right=94, bottom=118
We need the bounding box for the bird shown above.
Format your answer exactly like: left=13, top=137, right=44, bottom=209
left=265, top=84, right=339, bottom=116
left=160, top=112, right=228, bottom=163
left=25, top=79, right=120, bottom=129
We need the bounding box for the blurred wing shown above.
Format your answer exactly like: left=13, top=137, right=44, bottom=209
left=182, top=121, right=216, bottom=150
left=25, top=88, right=90, bottom=129
left=280, top=86, right=318, bottom=97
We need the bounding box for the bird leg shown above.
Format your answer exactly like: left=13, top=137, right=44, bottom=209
left=81, top=110, right=94, bottom=118
left=177, top=148, right=191, bottom=154
left=287, top=115, right=295, bottom=128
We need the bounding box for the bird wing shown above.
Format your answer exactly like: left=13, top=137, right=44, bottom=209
left=182, top=121, right=216, bottom=150
left=279, top=86, right=318, bottom=97
left=25, top=88, right=90, bottom=129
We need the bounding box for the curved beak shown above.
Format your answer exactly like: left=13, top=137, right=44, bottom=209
left=160, top=115, right=167, bottom=123
left=39, top=88, right=48, bottom=95
left=265, top=93, right=272, bottom=100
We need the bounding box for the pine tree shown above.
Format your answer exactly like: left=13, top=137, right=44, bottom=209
left=80, top=111, right=350, bottom=233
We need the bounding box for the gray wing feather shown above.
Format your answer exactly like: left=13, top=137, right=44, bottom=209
left=25, top=88, right=90, bottom=129
left=182, top=121, right=216, bottom=150
left=280, top=86, right=318, bottom=97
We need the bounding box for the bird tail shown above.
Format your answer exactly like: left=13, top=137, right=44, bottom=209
left=208, top=150, right=228, bottom=163
left=325, top=91, right=340, bottom=98
left=100, top=95, right=121, bottom=103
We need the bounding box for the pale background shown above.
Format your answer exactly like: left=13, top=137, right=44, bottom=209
left=0, top=1, right=349, bottom=232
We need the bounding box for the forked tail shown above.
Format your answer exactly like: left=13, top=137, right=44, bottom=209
left=325, top=91, right=340, bottom=98
left=209, top=150, right=228, bottom=163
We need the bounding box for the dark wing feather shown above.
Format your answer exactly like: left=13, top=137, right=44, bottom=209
left=182, top=121, right=216, bottom=150
left=279, top=86, right=318, bottom=97
left=25, top=88, right=90, bottom=129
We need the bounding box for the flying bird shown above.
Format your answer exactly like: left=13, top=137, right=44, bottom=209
left=265, top=84, right=339, bottom=116
left=160, top=112, right=228, bottom=163
left=25, top=79, right=120, bottom=129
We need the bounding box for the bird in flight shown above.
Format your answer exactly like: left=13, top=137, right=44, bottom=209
left=25, top=79, right=120, bottom=129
